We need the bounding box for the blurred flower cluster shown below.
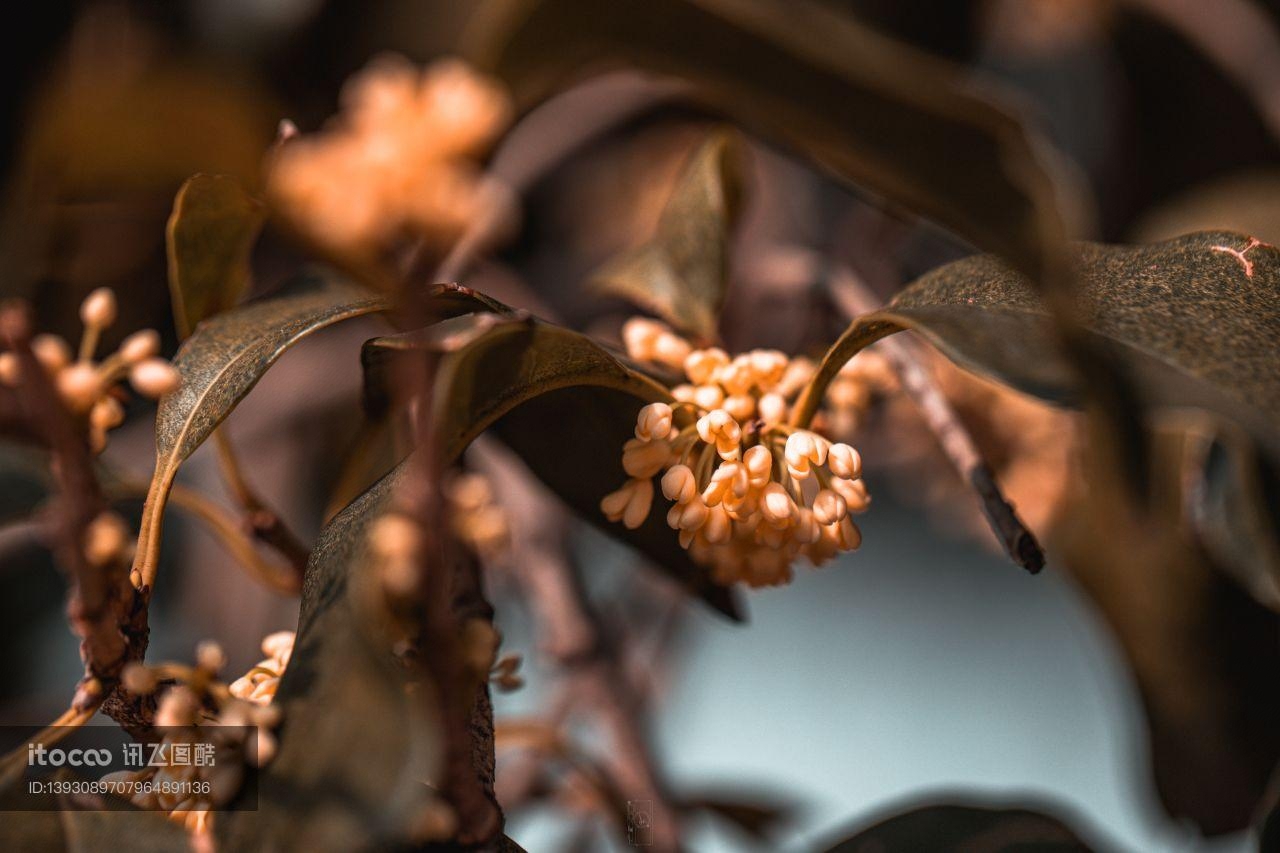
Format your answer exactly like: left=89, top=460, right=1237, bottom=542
left=267, top=56, right=512, bottom=262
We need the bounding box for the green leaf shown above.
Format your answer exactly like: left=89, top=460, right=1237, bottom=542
left=166, top=174, right=265, bottom=338
left=795, top=231, right=1280, bottom=466
left=818, top=801, right=1101, bottom=852
left=133, top=272, right=389, bottom=586
left=590, top=129, right=743, bottom=341
left=217, top=462, right=443, bottom=852
left=365, top=311, right=743, bottom=618
left=464, top=0, right=1077, bottom=282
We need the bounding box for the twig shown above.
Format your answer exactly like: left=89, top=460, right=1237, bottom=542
left=472, top=439, right=682, bottom=850
left=211, top=429, right=310, bottom=585
left=106, top=479, right=300, bottom=595
left=828, top=266, right=1046, bottom=573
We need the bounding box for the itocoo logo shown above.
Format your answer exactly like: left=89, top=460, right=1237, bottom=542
left=27, top=744, right=112, bottom=767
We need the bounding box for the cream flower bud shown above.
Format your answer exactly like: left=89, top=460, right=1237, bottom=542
left=693, top=383, right=725, bottom=410
left=672, top=383, right=697, bottom=402
left=621, top=317, right=667, bottom=360
left=756, top=522, right=788, bottom=548
left=90, top=397, right=125, bottom=432
left=661, top=464, right=697, bottom=503
left=777, top=357, right=816, bottom=397
left=129, top=359, right=181, bottom=398
left=653, top=332, right=691, bottom=369
left=717, top=356, right=754, bottom=395
left=635, top=402, right=673, bottom=441
left=0, top=353, right=17, bottom=385
left=601, top=478, right=653, bottom=529
left=85, top=512, right=128, bottom=567
left=262, top=631, right=296, bottom=661
left=723, top=394, right=755, bottom=421
left=831, top=476, right=871, bottom=513
left=370, top=514, right=421, bottom=561
left=757, top=392, right=787, bottom=424
left=784, top=431, right=825, bottom=478
left=748, top=350, right=787, bottom=388
left=696, top=409, right=741, bottom=460
left=196, top=640, right=227, bottom=673
left=760, top=482, right=795, bottom=526
left=666, top=496, right=708, bottom=531
left=812, top=489, right=848, bottom=525
left=58, top=363, right=101, bottom=412
left=156, top=686, right=200, bottom=728
left=119, top=329, right=161, bottom=364
left=794, top=507, right=821, bottom=544
left=833, top=516, right=862, bottom=550
left=827, top=443, right=862, bottom=480
left=622, top=437, right=669, bottom=477
left=121, top=662, right=157, bottom=695
left=703, top=505, right=732, bottom=544
left=702, top=461, right=748, bottom=506
left=447, top=473, right=492, bottom=510
left=80, top=287, right=118, bottom=329
left=743, top=445, right=772, bottom=485
left=684, top=348, right=729, bottom=384
left=31, top=334, right=71, bottom=372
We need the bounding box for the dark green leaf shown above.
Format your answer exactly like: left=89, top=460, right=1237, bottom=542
left=365, top=311, right=742, bottom=618
left=591, top=129, right=743, bottom=341
left=133, top=272, right=388, bottom=585
left=166, top=174, right=265, bottom=338
left=818, top=801, right=1102, bottom=852
left=464, top=0, right=1077, bottom=282
left=217, top=462, right=444, bottom=852
left=795, top=231, right=1280, bottom=466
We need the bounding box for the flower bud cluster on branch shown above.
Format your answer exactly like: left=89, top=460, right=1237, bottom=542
left=104, top=632, right=294, bottom=836
left=603, top=318, right=876, bottom=587
left=0, top=287, right=179, bottom=454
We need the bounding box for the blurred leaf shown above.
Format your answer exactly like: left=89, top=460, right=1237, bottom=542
left=794, top=231, right=1280, bottom=527
left=679, top=788, right=794, bottom=841
left=365, top=311, right=742, bottom=618
left=591, top=129, right=743, bottom=340
left=465, top=0, right=1078, bottom=282
left=1052, top=427, right=1280, bottom=836
left=218, top=462, right=443, bottom=851
left=166, top=174, right=265, bottom=338
left=0, top=776, right=190, bottom=852
left=133, top=272, right=388, bottom=584
left=818, top=801, right=1101, bottom=852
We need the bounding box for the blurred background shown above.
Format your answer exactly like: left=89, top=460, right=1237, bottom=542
left=2, top=1, right=1279, bottom=850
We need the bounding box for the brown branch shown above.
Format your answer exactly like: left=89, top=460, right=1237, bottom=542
left=389, top=315, right=503, bottom=846
left=828, top=266, right=1046, bottom=573
left=472, top=439, right=682, bottom=851
left=0, top=303, right=144, bottom=723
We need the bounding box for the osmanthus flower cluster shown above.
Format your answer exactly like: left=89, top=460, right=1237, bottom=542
left=0, top=287, right=179, bottom=453
left=268, top=55, right=512, bottom=260
left=102, top=634, right=293, bottom=835
left=602, top=318, right=871, bottom=588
